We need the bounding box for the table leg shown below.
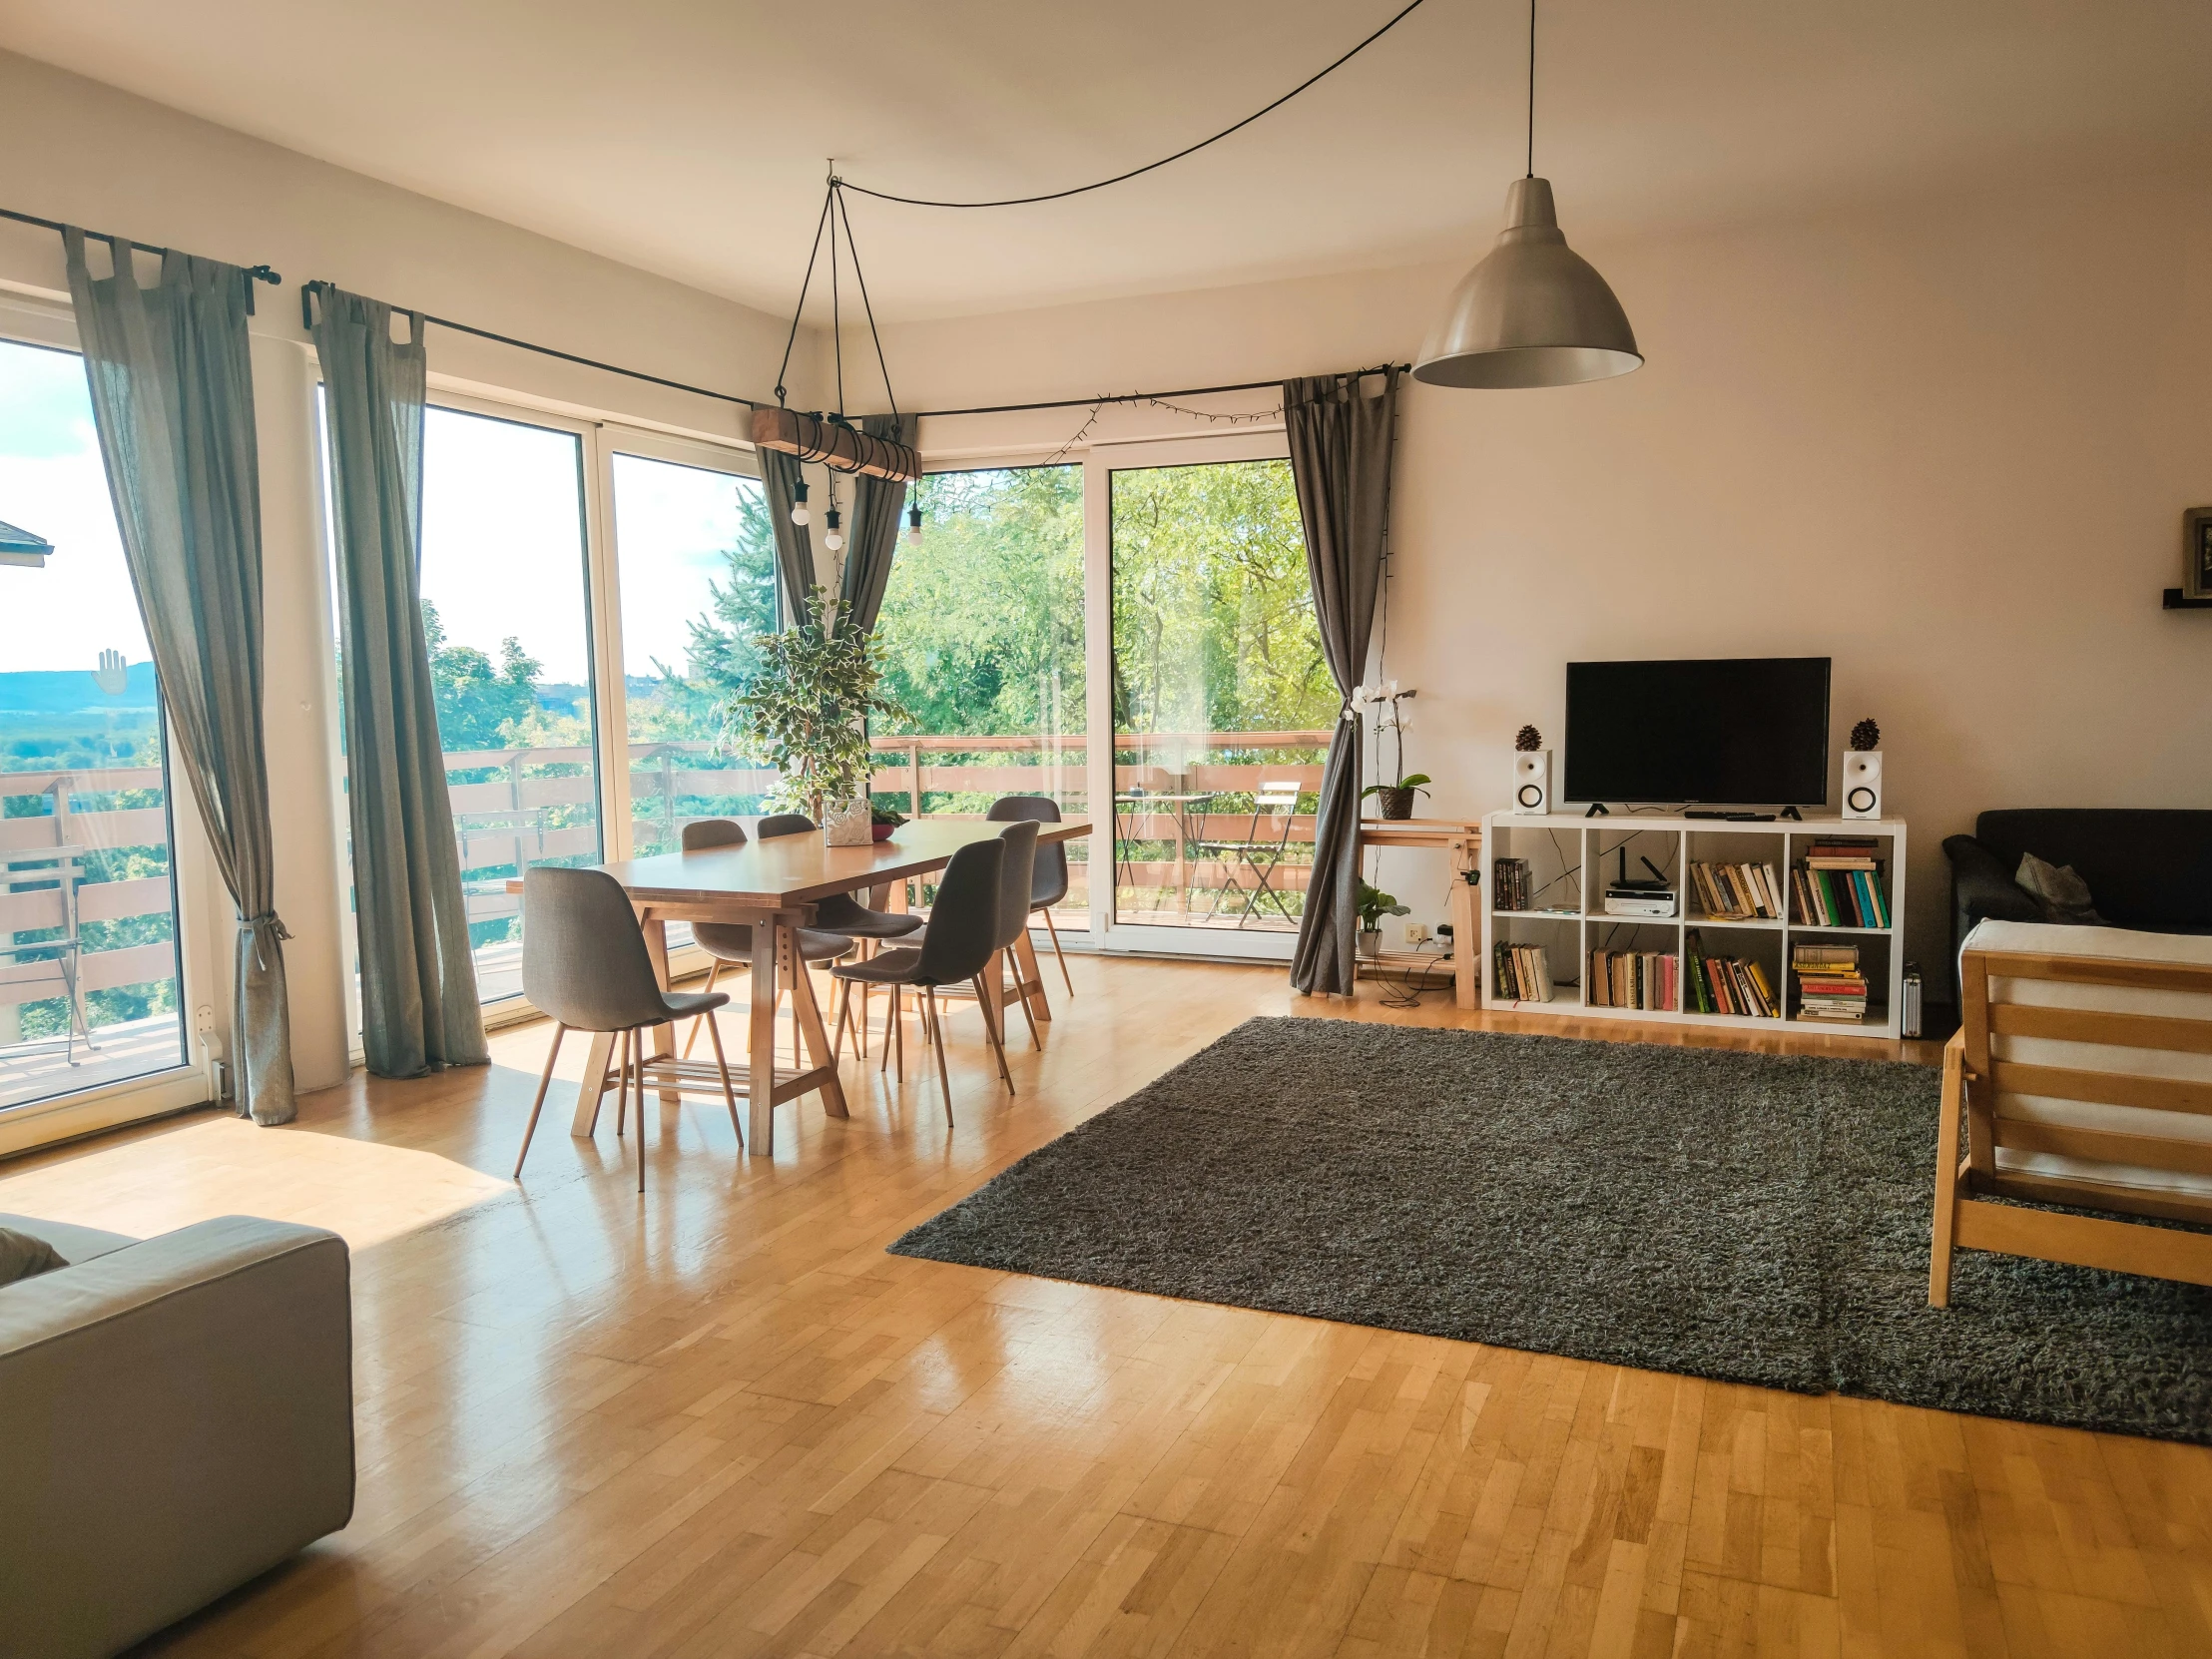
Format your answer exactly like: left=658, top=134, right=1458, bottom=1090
left=1012, top=930, right=1053, bottom=1024
left=569, top=1029, right=616, bottom=1136
left=642, top=915, right=680, bottom=1104
left=749, top=912, right=780, bottom=1153
left=786, top=922, right=849, bottom=1120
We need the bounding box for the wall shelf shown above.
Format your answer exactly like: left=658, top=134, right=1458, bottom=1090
left=1482, top=811, right=1908, bottom=1039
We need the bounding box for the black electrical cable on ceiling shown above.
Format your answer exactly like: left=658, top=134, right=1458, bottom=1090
left=838, top=0, right=1435, bottom=209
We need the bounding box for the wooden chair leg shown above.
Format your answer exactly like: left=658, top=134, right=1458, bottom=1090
left=704, top=1008, right=743, bottom=1152
left=831, top=978, right=852, bottom=1062
left=1041, top=905, right=1073, bottom=995
left=614, top=1028, right=631, bottom=1137
left=974, top=973, right=1015, bottom=1095
left=925, top=986, right=954, bottom=1124
left=635, top=1027, right=647, bottom=1196
left=512, top=1022, right=566, bottom=1180
left=1006, top=948, right=1043, bottom=1051
left=682, top=961, right=720, bottom=1058
left=1931, top=1030, right=1966, bottom=1308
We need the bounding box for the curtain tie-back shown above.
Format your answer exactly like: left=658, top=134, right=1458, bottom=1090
left=243, top=910, right=292, bottom=968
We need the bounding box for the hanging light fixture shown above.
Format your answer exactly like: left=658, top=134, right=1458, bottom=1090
left=790, top=476, right=812, bottom=527
left=906, top=501, right=923, bottom=545
left=822, top=476, right=845, bottom=554
left=1414, top=0, right=1639, bottom=389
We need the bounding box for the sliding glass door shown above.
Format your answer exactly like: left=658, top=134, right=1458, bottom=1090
left=872, top=464, right=1089, bottom=922
left=414, top=402, right=599, bottom=1005
left=1105, top=450, right=1332, bottom=939
left=0, top=335, right=191, bottom=1110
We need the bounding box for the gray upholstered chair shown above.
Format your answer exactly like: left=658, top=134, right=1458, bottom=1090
left=932, top=820, right=1043, bottom=1070
left=511, top=864, right=741, bottom=1191
left=757, top=813, right=924, bottom=941
left=830, top=835, right=1007, bottom=1121
left=987, top=795, right=1074, bottom=995
left=676, top=818, right=851, bottom=1066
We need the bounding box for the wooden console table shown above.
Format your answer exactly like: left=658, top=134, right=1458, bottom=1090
left=1356, top=817, right=1483, bottom=1008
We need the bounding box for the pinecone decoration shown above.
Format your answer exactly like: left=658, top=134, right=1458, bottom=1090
left=1849, top=718, right=1881, bottom=753
left=1514, top=724, right=1543, bottom=753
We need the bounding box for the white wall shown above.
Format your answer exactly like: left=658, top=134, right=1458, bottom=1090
left=0, top=50, right=814, bottom=1091
left=887, top=172, right=2212, bottom=984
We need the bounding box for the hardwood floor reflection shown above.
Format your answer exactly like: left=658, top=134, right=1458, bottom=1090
left=3, top=956, right=2204, bottom=1658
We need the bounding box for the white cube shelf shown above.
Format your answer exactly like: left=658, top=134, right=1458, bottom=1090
left=1481, top=811, right=1908, bottom=1039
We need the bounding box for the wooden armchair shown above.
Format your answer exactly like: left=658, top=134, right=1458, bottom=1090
left=1931, top=920, right=2212, bottom=1306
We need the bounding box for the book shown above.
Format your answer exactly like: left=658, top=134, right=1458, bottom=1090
left=1792, top=940, right=1868, bottom=1021
left=1495, top=940, right=1555, bottom=1002
left=1589, top=948, right=1678, bottom=1011
left=1689, top=860, right=1783, bottom=921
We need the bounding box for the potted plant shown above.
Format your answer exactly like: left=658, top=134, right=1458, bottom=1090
left=1357, top=879, right=1408, bottom=957
left=1362, top=772, right=1430, bottom=821
left=870, top=805, right=906, bottom=843
left=725, top=587, right=905, bottom=845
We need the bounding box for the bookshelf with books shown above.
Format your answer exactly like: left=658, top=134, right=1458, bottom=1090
left=1483, top=812, right=1907, bottom=1037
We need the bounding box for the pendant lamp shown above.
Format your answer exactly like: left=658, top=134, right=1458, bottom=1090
left=1414, top=0, right=1640, bottom=388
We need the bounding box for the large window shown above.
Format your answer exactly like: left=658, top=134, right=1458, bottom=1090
left=609, top=446, right=779, bottom=861
left=1108, top=457, right=1332, bottom=932
left=0, top=337, right=189, bottom=1109
left=872, top=465, right=1088, bottom=920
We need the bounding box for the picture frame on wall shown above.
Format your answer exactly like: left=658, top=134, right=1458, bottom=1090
left=2188, top=507, right=2212, bottom=601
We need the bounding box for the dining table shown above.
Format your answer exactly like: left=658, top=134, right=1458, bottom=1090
left=528, top=817, right=1091, bottom=1156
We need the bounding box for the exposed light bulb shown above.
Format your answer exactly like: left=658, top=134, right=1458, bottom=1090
left=791, top=477, right=811, bottom=526
left=906, top=503, right=923, bottom=545
left=823, top=506, right=844, bottom=553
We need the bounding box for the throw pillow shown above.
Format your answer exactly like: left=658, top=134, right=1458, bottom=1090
left=2015, top=852, right=2104, bottom=925
left=0, top=1225, right=67, bottom=1287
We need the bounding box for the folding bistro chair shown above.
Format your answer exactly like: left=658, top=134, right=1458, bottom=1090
left=1195, top=781, right=1304, bottom=926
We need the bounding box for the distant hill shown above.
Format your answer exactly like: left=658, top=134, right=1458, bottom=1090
left=0, top=663, right=159, bottom=713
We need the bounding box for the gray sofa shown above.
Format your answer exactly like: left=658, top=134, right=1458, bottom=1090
left=0, top=1213, right=354, bottom=1658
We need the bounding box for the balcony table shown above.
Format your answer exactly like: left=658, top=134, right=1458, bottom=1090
left=514, top=818, right=1090, bottom=1155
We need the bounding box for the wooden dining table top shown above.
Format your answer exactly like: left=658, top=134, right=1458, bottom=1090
left=587, top=817, right=1092, bottom=907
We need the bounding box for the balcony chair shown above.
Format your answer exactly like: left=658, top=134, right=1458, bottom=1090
left=674, top=817, right=852, bottom=1070
left=830, top=835, right=1008, bottom=1124
left=1930, top=920, right=2212, bottom=1307
left=1195, top=781, right=1305, bottom=927
left=511, top=865, right=741, bottom=1194
left=987, top=795, right=1075, bottom=995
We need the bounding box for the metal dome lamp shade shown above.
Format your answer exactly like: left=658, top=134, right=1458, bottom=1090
left=1414, top=0, right=1640, bottom=389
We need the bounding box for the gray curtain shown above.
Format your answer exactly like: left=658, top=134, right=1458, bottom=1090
left=64, top=233, right=297, bottom=1125
left=309, top=285, right=486, bottom=1077
left=1285, top=368, right=1400, bottom=997
left=756, top=446, right=818, bottom=628
left=839, top=413, right=917, bottom=634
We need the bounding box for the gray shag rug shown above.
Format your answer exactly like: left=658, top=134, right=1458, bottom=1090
left=890, top=1017, right=2212, bottom=1443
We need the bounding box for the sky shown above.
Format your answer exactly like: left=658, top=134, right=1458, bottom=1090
left=0, top=338, right=149, bottom=675
left=0, top=340, right=762, bottom=692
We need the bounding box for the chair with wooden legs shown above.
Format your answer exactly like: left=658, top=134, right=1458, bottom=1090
left=918, top=820, right=1041, bottom=1082
left=511, top=865, right=743, bottom=1194
left=674, top=819, right=850, bottom=1067
left=987, top=795, right=1075, bottom=996
left=1931, top=920, right=2212, bottom=1307
left=830, top=835, right=1007, bottom=1124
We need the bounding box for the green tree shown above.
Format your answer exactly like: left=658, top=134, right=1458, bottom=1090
left=422, top=599, right=541, bottom=751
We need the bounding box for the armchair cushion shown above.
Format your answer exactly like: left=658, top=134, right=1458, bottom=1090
left=0, top=1225, right=65, bottom=1286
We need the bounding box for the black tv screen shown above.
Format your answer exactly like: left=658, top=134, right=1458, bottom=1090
left=1564, top=658, right=1831, bottom=807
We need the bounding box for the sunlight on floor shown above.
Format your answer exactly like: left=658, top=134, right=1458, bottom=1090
left=0, top=1112, right=513, bottom=1249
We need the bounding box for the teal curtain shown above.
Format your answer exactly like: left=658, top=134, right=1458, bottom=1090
left=308, top=284, right=486, bottom=1077
left=756, top=447, right=818, bottom=628
left=839, top=414, right=916, bottom=634
left=64, top=232, right=297, bottom=1123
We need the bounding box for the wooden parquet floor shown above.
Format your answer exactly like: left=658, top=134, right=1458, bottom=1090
left=3, top=955, right=2208, bottom=1658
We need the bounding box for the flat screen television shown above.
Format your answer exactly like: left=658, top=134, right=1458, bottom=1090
left=1564, top=657, right=1831, bottom=807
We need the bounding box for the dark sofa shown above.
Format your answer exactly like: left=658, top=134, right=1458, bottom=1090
left=1943, top=811, right=2212, bottom=991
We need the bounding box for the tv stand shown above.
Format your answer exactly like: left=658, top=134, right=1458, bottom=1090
left=1781, top=805, right=1803, bottom=822
left=1482, top=811, right=1909, bottom=1039
left=1584, top=802, right=1610, bottom=818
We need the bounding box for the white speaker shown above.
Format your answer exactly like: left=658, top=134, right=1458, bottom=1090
left=1512, top=750, right=1551, bottom=815
left=1842, top=751, right=1884, bottom=820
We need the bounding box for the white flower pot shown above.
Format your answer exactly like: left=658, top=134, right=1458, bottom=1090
left=1358, top=929, right=1382, bottom=958
left=822, top=797, right=873, bottom=846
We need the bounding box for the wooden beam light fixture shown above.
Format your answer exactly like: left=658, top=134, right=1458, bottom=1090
left=764, top=172, right=921, bottom=486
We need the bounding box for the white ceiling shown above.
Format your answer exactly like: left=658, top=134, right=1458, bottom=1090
left=6, top=0, right=2210, bottom=322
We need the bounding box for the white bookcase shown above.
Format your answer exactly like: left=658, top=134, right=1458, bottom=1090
left=1480, top=811, right=1909, bottom=1039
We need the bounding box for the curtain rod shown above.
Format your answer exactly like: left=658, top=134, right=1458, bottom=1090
left=908, top=364, right=1408, bottom=419
left=0, top=206, right=282, bottom=285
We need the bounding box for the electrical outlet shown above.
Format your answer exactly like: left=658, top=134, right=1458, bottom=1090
left=1402, top=919, right=1429, bottom=946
